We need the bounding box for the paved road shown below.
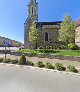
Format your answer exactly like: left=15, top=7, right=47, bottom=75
left=0, top=64, right=80, bottom=92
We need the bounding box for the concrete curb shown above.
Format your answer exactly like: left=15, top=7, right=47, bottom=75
left=0, top=63, right=80, bottom=76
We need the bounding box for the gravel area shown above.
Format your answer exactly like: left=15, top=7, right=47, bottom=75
left=0, top=54, right=80, bottom=69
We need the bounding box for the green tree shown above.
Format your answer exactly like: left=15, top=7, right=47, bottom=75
left=59, top=14, right=76, bottom=45
left=29, top=22, right=42, bottom=49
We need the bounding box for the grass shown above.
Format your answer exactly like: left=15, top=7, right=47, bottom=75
left=55, top=50, right=80, bottom=56
left=17, top=49, right=80, bottom=57
left=17, top=49, right=40, bottom=54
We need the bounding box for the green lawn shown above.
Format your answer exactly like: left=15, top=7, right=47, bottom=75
left=55, top=50, right=80, bottom=56
left=17, top=49, right=40, bottom=54
left=17, top=49, right=80, bottom=57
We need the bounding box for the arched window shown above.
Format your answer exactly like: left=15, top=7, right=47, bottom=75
left=34, top=8, right=36, bottom=15
left=45, top=32, right=48, bottom=41
left=32, top=7, right=33, bottom=15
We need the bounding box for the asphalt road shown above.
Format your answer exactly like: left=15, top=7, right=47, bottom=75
left=0, top=64, right=80, bottom=92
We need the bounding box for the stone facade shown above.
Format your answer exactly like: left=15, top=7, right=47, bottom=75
left=75, top=26, right=80, bottom=46
left=39, top=22, right=61, bottom=47
left=24, top=0, right=38, bottom=48
left=24, top=0, right=62, bottom=48
left=75, top=19, right=80, bottom=46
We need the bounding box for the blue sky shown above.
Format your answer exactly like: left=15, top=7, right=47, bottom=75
left=0, top=0, right=80, bottom=43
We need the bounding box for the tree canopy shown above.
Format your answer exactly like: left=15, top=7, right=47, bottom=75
left=29, top=22, right=42, bottom=49
left=59, top=15, right=76, bottom=44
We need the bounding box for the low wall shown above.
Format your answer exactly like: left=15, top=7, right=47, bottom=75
left=0, top=50, right=80, bottom=61
left=0, top=50, right=10, bottom=54
left=6, top=51, right=80, bottom=61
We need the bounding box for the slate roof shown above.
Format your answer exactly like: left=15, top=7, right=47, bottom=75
left=37, top=21, right=62, bottom=28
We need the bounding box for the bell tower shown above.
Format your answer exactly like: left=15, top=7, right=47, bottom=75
left=28, top=0, right=38, bottom=22
left=24, top=0, right=38, bottom=48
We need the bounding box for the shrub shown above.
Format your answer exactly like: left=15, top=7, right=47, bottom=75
left=45, top=46, right=52, bottom=49
left=38, top=54, right=45, bottom=58
left=74, top=44, right=80, bottom=50
left=38, top=46, right=44, bottom=50
left=37, top=61, right=45, bottom=68
left=67, top=65, right=78, bottom=73
left=39, top=48, right=56, bottom=54
left=59, top=45, right=66, bottom=50
left=26, top=61, right=34, bottom=66
left=68, top=43, right=79, bottom=50
left=45, top=46, right=50, bottom=49
left=52, top=45, right=58, bottom=49
left=43, top=49, right=53, bottom=53
left=0, top=58, right=4, bottom=63
left=31, top=52, right=37, bottom=55
left=10, top=59, right=18, bottom=64
left=3, top=58, right=12, bottom=63
left=55, top=63, right=66, bottom=71
left=45, top=62, right=54, bottom=69
left=18, top=54, right=26, bottom=65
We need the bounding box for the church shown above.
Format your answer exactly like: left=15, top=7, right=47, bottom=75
left=24, top=0, right=80, bottom=48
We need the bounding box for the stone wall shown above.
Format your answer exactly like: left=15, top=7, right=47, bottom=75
left=0, top=50, right=10, bottom=54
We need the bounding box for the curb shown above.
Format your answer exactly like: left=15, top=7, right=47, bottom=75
left=0, top=63, right=80, bottom=76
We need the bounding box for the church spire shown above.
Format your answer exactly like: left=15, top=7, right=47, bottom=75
left=28, top=0, right=38, bottom=21
left=34, top=0, right=37, bottom=3
left=30, top=0, right=33, bottom=2
left=30, top=0, right=36, bottom=3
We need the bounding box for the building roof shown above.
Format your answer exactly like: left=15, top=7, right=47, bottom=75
left=37, top=21, right=62, bottom=28
left=38, top=21, right=62, bottom=25
left=75, top=19, right=80, bottom=27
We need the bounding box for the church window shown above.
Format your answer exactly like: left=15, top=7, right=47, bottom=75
left=45, top=32, right=48, bottom=41
left=34, top=8, right=36, bottom=15
left=32, top=7, right=33, bottom=15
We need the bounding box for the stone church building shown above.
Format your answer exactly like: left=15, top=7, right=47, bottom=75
left=24, top=0, right=80, bottom=48
left=75, top=19, right=80, bottom=47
